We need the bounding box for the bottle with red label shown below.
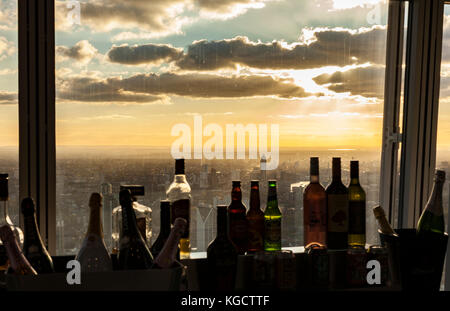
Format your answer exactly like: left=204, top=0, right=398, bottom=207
left=228, top=181, right=248, bottom=255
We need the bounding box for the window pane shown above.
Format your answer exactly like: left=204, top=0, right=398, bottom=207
left=0, top=0, right=19, bottom=224
left=55, top=0, right=388, bottom=255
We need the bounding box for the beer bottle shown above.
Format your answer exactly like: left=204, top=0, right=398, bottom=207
left=348, top=161, right=366, bottom=247
left=0, top=225, right=37, bottom=275
left=21, top=198, right=55, bottom=273
left=264, top=180, right=282, bottom=251
left=228, top=181, right=248, bottom=254
left=246, top=181, right=264, bottom=253
left=153, top=218, right=187, bottom=269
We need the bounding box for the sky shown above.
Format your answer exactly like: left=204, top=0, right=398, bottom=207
left=0, top=0, right=449, bottom=151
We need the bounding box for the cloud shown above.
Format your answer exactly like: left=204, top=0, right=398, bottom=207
left=107, top=44, right=183, bottom=65
left=0, top=91, right=17, bottom=105
left=195, top=0, right=271, bottom=19
left=56, top=40, right=98, bottom=65
left=0, top=37, right=15, bottom=61
left=313, top=65, right=385, bottom=98
left=79, top=114, right=136, bottom=121
left=57, top=72, right=314, bottom=103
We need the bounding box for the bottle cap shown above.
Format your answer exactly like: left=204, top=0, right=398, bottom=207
left=120, top=185, right=145, bottom=197
left=268, top=180, right=277, bottom=187
left=160, top=200, right=170, bottom=209
left=21, top=198, right=36, bottom=216
left=89, top=193, right=102, bottom=209
left=251, top=180, right=259, bottom=187
left=232, top=180, right=241, bottom=187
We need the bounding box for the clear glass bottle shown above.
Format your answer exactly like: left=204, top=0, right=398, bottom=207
left=0, top=174, right=24, bottom=272
left=111, top=185, right=152, bottom=254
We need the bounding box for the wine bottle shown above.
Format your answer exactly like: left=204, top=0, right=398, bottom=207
left=76, top=193, right=113, bottom=272
left=166, top=159, right=191, bottom=259
left=118, top=189, right=153, bottom=270
left=0, top=174, right=24, bottom=271
left=0, top=225, right=37, bottom=275
left=150, top=200, right=172, bottom=258
left=304, top=157, right=327, bottom=246
left=21, top=197, right=55, bottom=273
left=228, top=181, right=248, bottom=255
left=207, top=205, right=238, bottom=291
left=372, top=206, right=396, bottom=236
left=326, top=158, right=349, bottom=249
left=348, top=161, right=366, bottom=247
left=153, top=218, right=187, bottom=269
left=264, top=180, right=282, bottom=251
left=246, top=181, right=264, bottom=253
left=417, top=170, right=446, bottom=235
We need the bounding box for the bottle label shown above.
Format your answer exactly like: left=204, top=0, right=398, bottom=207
left=264, top=218, right=281, bottom=243
left=172, top=199, right=190, bottom=238
left=327, top=194, right=348, bottom=232
left=349, top=201, right=366, bottom=234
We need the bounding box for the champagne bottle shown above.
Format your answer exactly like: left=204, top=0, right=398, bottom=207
left=264, top=180, right=282, bottom=251
left=0, top=225, right=37, bottom=275
left=417, top=170, right=446, bottom=235
left=348, top=161, right=366, bottom=247
left=21, top=197, right=55, bottom=273
left=207, top=205, right=238, bottom=291
left=0, top=174, right=24, bottom=271
left=228, top=181, right=248, bottom=254
left=304, top=157, right=327, bottom=246
left=326, top=158, right=349, bottom=249
left=246, top=181, right=264, bottom=253
left=166, top=159, right=191, bottom=259
left=372, top=206, right=396, bottom=236
left=76, top=193, right=113, bottom=272
left=153, top=218, right=187, bottom=269
left=150, top=200, right=172, bottom=258
left=118, top=189, right=153, bottom=270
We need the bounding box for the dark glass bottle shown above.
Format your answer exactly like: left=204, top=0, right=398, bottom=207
left=303, top=157, right=327, bottom=246
left=0, top=225, right=37, bottom=275
left=264, top=180, right=282, bottom=251
left=153, top=218, right=187, bottom=269
left=326, top=158, right=349, bottom=249
left=118, top=189, right=153, bottom=270
left=246, top=181, right=264, bottom=253
left=150, top=200, right=172, bottom=258
left=348, top=161, right=366, bottom=247
left=21, top=198, right=55, bottom=274
left=228, top=181, right=248, bottom=255
left=207, top=205, right=238, bottom=291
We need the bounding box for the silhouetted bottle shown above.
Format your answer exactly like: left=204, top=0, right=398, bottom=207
left=264, top=180, right=282, bottom=251
left=228, top=181, right=248, bottom=254
left=76, top=193, right=113, bottom=272
left=153, top=218, right=187, bottom=269
left=150, top=200, right=172, bottom=258
left=417, top=170, right=446, bottom=235
left=246, top=181, right=264, bottom=253
left=118, top=189, right=153, bottom=270
left=166, top=159, right=191, bottom=259
left=326, top=158, right=349, bottom=249
left=0, top=225, right=37, bottom=275
left=21, top=197, right=54, bottom=274
left=373, top=206, right=396, bottom=236
left=348, top=161, right=366, bottom=247
left=304, top=157, right=327, bottom=246
left=207, top=205, right=238, bottom=291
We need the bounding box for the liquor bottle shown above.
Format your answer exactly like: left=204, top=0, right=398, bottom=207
left=21, top=197, right=55, bottom=273
left=303, top=157, right=327, bottom=246
left=264, top=180, right=282, bottom=251
left=75, top=193, right=113, bottom=272
left=372, top=206, right=396, bottom=236
left=0, top=225, right=37, bottom=275
left=150, top=200, right=172, bottom=258
left=417, top=170, right=446, bottom=235
left=228, top=181, right=248, bottom=254
left=348, top=161, right=366, bottom=247
left=246, top=181, right=264, bottom=253
left=166, top=159, right=191, bottom=259
left=0, top=174, right=24, bottom=271
left=153, top=217, right=187, bottom=269
left=112, top=185, right=152, bottom=254
left=118, top=189, right=153, bottom=270
left=207, top=205, right=238, bottom=291
left=326, top=158, right=349, bottom=249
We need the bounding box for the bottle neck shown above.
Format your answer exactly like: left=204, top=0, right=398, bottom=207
left=121, top=201, right=139, bottom=237
left=216, top=209, right=228, bottom=238
left=350, top=163, right=359, bottom=185
left=23, top=213, right=41, bottom=246
left=310, top=175, right=319, bottom=183
left=332, top=163, right=342, bottom=182
left=249, top=187, right=260, bottom=211
left=267, top=187, right=277, bottom=203
left=87, top=205, right=103, bottom=237
left=427, top=179, right=444, bottom=215
left=231, top=187, right=242, bottom=202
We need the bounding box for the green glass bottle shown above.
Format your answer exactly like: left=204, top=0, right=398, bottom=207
left=264, top=180, right=282, bottom=251
left=417, top=170, right=446, bottom=235
left=348, top=161, right=366, bottom=247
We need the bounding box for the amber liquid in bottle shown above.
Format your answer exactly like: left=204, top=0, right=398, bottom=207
left=246, top=181, right=264, bottom=253
left=303, top=157, right=327, bottom=246
left=228, top=181, right=248, bottom=255
left=326, top=158, right=349, bottom=250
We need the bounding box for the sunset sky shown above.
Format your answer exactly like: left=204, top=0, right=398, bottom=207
left=1, top=0, right=450, bottom=150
